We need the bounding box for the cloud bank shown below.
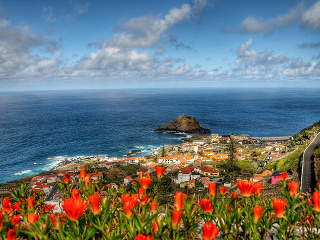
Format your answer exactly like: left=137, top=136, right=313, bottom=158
left=227, top=1, right=320, bottom=34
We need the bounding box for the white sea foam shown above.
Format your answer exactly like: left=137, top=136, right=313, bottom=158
left=14, top=170, right=32, bottom=175
left=47, top=155, right=65, bottom=159
left=134, top=146, right=145, bottom=149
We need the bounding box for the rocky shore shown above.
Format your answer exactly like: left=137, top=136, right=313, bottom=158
left=154, top=115, right=211, bottom=134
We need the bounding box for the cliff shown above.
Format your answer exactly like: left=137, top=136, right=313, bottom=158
left=154, top=115, right=211, bottom=134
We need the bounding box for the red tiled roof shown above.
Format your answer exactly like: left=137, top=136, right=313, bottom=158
left=47, top=174, right=56, bottom=178
left=179, top=166, right=195, bottom=174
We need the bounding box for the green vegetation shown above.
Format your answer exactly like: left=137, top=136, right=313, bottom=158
left=161, top=145, right=167, bottom=157
left=237, top=160, right=258, bottom=174
left=315, top=146, right=320, bottom=156
left=264, top=145, right=305, bottom=171
left=289, top=120, right=320, bottom=148
left=221, top=137, right=241, bottom=180
left=120, top=164, right=142, bottom=176
left=264, top=120, right=320, bottom=171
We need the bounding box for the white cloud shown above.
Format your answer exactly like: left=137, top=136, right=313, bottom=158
left=239, top=4, right=303, bottom=34
left=230, top=1, right=320, bottom=34
left=171, top=64, right=192, bottom=75
left=235, top=39, right=288, bottom=67
left=302, top=1, right=320, bottom=30
left=282, top=58, right=319, bottom=76
left=71, top=47, right=153, bottom=78
left=0, top=14, right=62, bottom=81
left=110, top=4, right=192, bottom=48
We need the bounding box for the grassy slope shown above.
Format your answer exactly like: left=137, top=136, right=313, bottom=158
left=264, top=145, right=305, bottom=171
left=264, top=120, right=320, bottom=171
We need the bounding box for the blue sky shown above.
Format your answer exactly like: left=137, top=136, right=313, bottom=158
left=0, top=0, right=320, bottom=91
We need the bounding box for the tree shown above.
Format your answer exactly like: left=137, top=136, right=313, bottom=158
left=222, top=137, right=241, bottom=179
left=161, top=145, right=167, bottom=157
left=226, top=137, right=237, bottom=165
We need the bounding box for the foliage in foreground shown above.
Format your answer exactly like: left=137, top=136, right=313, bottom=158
left=1, top=169, right=320, bottom=239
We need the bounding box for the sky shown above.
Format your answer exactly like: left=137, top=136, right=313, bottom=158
left=0, top=0, right=320, bottom=91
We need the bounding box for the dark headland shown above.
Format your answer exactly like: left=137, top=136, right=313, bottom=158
left=154, top=115, right=211, bottom=134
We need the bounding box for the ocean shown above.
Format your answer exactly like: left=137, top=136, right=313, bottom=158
left=0, top=88, right=319, bottom=183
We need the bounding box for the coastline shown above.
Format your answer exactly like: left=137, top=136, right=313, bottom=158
left=0, top=132, right=292, bottom=186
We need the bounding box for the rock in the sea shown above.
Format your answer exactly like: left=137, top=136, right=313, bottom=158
left=127, top=149, right=142, bottom=156
left=154, top=115, right=211, bottom=134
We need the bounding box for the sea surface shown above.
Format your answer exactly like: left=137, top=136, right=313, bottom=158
left=0, top=88, right=319, bottom=183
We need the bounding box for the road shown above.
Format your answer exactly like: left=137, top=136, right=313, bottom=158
left=301, top=133, right=320, bottom=192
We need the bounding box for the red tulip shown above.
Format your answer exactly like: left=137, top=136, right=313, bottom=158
left=62, top=196, right=89, bottom=221
left=140, top=194, right=149, bottom=206
left=88, top=194, right=101, bottom=215
left=174, top=192, right=187, bottom=210
left=208, top=182, right=216, bottom=198
left=236, top=180, right=256, bottom=197
left=121, top=194, right=140, bottom=218
left=146, top=171, right=151, bottom=178
left=80, top=168, right=86, bottom=179
left=139, top=177, right=153, bottom=189
left=288, top=181, right=299, bottom=197
left=27, top=213, right=39, bottom=224
left=27, top=197, right=35, bottom=209
left=313, top=192, right=320, bottom=212
left=253, top=206, right=263, bottom=223
left=172, top=210, right=181, bottom=229
left=139, top=188, right=145, bottom=197
left=10, top=214, right=20, bottom=226
left=272, top=198, right=286, bottom=218
left=232, top=192, right=237, bottom=199
left=212, top=224, right=219, bottom=239
left=153, top=220, right=159, bottom=234
left=50, top=214, right=59, bottom=229
left=134, top=234, right=153, bottom=240
left=280, top=171, right=287, bottom=181
left=151, top=201, right=157, bottom=214
left=155, top=166, right=165, bottom=178
left=139, top=171, right=143, bottom=178
left=254, top=182, right=263, bottom=196
left=202, top=222, right=214, bottom=240
left=72, top=188, right=80, bottom=199
left=202, top=221, right=219, bottom=240
left=2, top=197, right=12, bottom=213
left=7, top=228, right=16, bottom=240
left=199, top=198, right=213, bottom=213
left=219, top=186, right=228, bottom=195
left=12, top=202, right=21, bottom=211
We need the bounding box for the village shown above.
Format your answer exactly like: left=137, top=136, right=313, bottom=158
left=3, top=132, right=298, bottom=214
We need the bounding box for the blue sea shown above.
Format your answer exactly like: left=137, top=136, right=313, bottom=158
left=0, top=88, right=320, bottom=183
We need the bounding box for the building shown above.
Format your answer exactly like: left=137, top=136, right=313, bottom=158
left=174, top=166, right=197, bottom=184
left=33, top=182, right=52, bottom=193
left=199, top=166, right=220, bottom=177
left=46, top=174, right=57, bottom=183
left=271, top=171, right=282, bottom=184
left=124, top=176, right=133, bottom=185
